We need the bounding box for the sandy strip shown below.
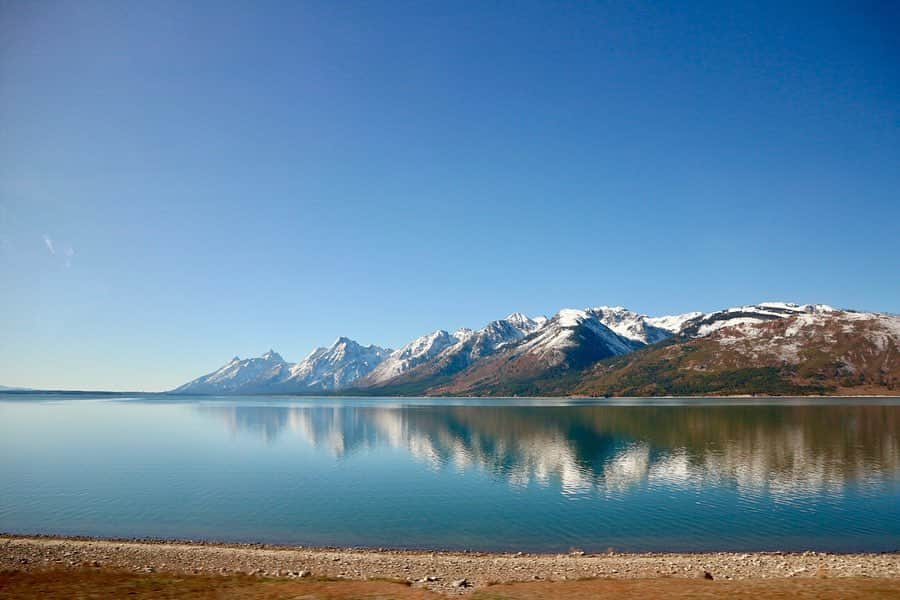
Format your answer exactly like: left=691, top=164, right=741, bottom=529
left=2, top=535, right=899, bottom=595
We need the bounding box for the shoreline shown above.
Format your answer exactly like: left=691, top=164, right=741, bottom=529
left=3, top=535, right=899, bottom=595
left=3, top=389, right=900, bottom=399
left=4, top=532, right=900, bottom=556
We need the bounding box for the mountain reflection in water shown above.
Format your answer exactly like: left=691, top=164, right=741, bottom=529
left=199, top=404, right=900, bottom=498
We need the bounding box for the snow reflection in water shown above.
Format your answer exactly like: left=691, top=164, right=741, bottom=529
left=201, top=403, right=900, bottom=500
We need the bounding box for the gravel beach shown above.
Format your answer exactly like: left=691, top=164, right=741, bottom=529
left=2, top=535, right=899, bottom=596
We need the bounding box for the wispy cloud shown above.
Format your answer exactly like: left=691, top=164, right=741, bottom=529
left=42, top=234, right=76, bottom=267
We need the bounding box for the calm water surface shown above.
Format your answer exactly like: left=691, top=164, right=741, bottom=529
left=1, top=394, right=899, bottom=552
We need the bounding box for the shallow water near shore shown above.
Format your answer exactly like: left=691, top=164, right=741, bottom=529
left=2, top=393, right=899, bottom=553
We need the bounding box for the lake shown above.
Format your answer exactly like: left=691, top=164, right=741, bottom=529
left=1, top=394, right=898, bottom=553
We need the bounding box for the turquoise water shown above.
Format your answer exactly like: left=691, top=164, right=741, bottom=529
left=1, top=394, right=899, bottom=552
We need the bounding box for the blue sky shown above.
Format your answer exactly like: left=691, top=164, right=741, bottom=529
left=1, top=1, right=898, bottom=391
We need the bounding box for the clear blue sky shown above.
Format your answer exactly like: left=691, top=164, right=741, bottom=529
left=1, top=1, right=898, bottom=391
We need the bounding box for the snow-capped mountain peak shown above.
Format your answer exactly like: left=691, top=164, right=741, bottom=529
left=556, top=308, right=589, bottom=328
left=465, top=314, right=545, bottom=354
left=286, top=337, right=390, bottom=391
left=546, top=306, right=670, bottom=346
left=520, top=307, right=641, bottom=361
left=504, top=312, right=545, bottom=332
left=363, top=329, right=457, bottom=384
left=174, top=349, right=291, bottom=394
left=261, top=349, right=284, bottom=362
left=355, top=313, right=548, bottom=387
left=327, top=336, right=363, bottom=357
left=453, top=327, right=476, bottom=342
left=174, top=339, right=389, bottom=395
left=588, top=306, right=671, bottom=345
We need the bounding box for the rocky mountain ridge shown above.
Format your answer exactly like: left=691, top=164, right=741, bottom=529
left=173, top=302, right=900, bottom=396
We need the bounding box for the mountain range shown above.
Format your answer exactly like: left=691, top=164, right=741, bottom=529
left=173, top=302, right=900, bottom=396
left=173, top=340, right=389, bottom=394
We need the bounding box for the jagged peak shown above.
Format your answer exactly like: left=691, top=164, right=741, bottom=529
left=331, top=336, right=357, bottom=348
left=504, top=311, right=532, bottom=324
left=261, top=349, right=284, bottom=362
left=397, top=329, right=452, bottom=350
left=502, top=312, right=546, bottom=332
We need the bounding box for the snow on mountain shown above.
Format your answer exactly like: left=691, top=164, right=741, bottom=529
left=364, top=329, right=460, bottom=384
left=357, top=313, right=547, bottom=387
left=173, top=339, right=390, bottom=394
left=425, top=308, right=652, bottom=395
left=684, top=302, right=837, bottom=337
left=173, top=349, right=292, bottom=394
left=440, top=313, right=546, bottom=365
left=467, top=303, right=839, bottom=372
left=710, top=308, right=900, bottom=362
left=452, top=327, right=476, bottom=343
left=505, top=312, right=547, bottom=331
left=758, top=302, right=836, bottom=314
left=645, top=312, right=704, bottom=334
left=591, top=306, right=673, bottom=345
left=367, top=307, right=682, bottom=391
left=286, top=337, right=390, bottom=391
left=580, top=306, right=900, bottom=397
left=517, top=308, right=642, bottom=366
left=477, top=313, right=544, bottom=345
